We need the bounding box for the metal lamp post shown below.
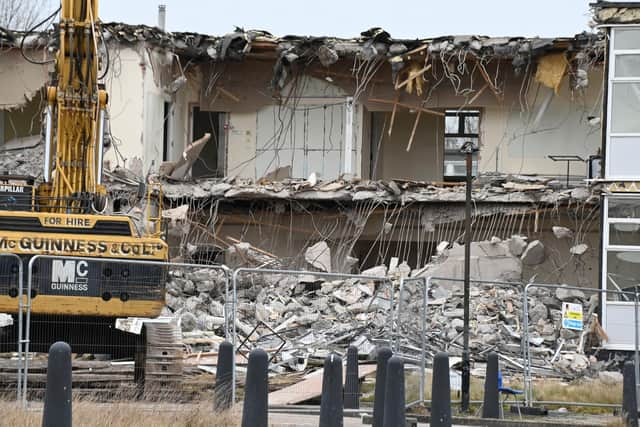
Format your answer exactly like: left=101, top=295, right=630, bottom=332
left=460, top=140, right=478, bottom=412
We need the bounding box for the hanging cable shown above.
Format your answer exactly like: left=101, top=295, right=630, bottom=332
left=97, top=26, right=110, bottom=80
left=20, top=5, right=62, bottom=65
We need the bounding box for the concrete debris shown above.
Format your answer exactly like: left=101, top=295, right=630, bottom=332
left=508, top=235, right=528, bottom=257
left=0, top=142, right=44, bottom=178
left=598, top=370, right=623, bottom=385
left=305, top=241, right=332, bottom=272
left=226, top=241, right=282, bottom=268
left=164, top=235, right=609, bottom=382
left=361, top=265, right=387, bottom=277
left=552, top=226, right=574, bottom=240
left=521, top=240, right=545, bottom=265
left=420, top=239, right=522, bottom=283
left=570, top=243, right=589, bottom=256
left=160, top=173, right=598, bottom=204
left=160, top=133, right=211, bottom=181
left=594, top=5, right=640, bottom=25
left=555, top=285, right=586, bottom=302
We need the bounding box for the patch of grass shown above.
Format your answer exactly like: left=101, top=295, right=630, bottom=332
left=404, top=371, right=622, bottom=415
left=0, top=401, right=240, bottom=427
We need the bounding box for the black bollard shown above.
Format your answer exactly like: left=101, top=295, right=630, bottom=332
left=241, top=348, right=269, bottom=427
left=214, top=341, right=234, bottom=412
left=344, top=345, right=360, bottom=409
left=319, top=353, right=344, bottom=427
left=481, top=352, right=500, bottom=419
left=431, top=352, right=452, bottom=427
left=623, top=361, right=638, bottom=427
left=372, top=347, right=393, bottom=427
left=382, top=356, right=405, bottom=427
left=42, top=341, right=72, bottom=427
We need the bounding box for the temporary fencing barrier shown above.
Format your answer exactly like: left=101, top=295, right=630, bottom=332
left=392, top=276, right=427, bottom=407
left=19, top=254, right=231, bottom=406
left=392, top=275, right=524, bottom=408
left=16, top=256, right=639, bottom=413
left=0, top=253, right=24, bottom=400
left=230, top=268, right=394, bottom=402
left=522, top=283, right=639, bottom=408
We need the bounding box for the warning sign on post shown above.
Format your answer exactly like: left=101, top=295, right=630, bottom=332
left=561, top=302, right=583, bottom=331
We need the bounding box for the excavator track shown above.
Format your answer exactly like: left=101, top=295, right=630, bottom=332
left=135, top=322, right=184, bottom=398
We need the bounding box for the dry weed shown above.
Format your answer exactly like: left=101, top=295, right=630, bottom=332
left=0, top=400, right=241, bottom=427
left=406, top=372, right=623, bottom=409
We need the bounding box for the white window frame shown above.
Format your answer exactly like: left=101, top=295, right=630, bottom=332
left=254, top=97, right=352, bottom=180
left=602, top=195, right=640, bottom=342
left=602, top=194, right=640, bottom=302
left=606, top=27, right=640, bottom=180
left=0, top=111, right=4, bottom=145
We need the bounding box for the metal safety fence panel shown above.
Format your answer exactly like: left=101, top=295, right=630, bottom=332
left=392, top=275, right=525, bottom=409
left=523, top=283, right=639, bottom=408
left=19, top=254, right=231, bottom=406
left=0, top=253, right=24, bottom=400
left=392, top=277, right=428, bottom=407
left=230, top=268, right=394, bottom=402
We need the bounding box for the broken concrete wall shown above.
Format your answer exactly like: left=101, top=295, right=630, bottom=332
left=522, top=219, right=601, bottom=288
left=420, top=238, right=523, bottom=283
left=102, top=44, right=174, bottom=177
left=174, top=195, right=598, bottom=289
left=0, top=49, right=49, bottom=111
left=101, top=46, right=605, bottom=183
left=0, top=49, right=48, bottom=149
left=1, top=90, right=43, bottom=146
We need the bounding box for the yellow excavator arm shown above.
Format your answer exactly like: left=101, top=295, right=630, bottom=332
left=39, top=0, right=108, bottom=213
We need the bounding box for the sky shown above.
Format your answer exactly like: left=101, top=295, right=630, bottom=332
left=63, top=0, right=596, bottom=39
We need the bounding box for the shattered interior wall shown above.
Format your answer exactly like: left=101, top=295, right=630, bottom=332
left=214, top=74, right=363, bottom=181
left=1, top=25, right=605, bottom=184
left=0, top=50, right=48, bottom=111
left=169, top=66, right=201, bottom=165
left=142, top=49, right=169, bottom=176
left=1, top=91, right=43, bottom=145
left=103, top=46, right=146, bottom=175
left=482, top=69, right=603, bottom=177
left=0, top=50, right=48, bottom=148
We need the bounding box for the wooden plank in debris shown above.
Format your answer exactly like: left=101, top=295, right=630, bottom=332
left=475, top=60, right=502, bottom=102
left=388, top=97, right=399, bottom=137
left=467, top=83, right=489, bottom=105
left=217, top=87, right=240, bottom=103
left=268, top=364, right=377, bottom=405
left=183, top=353, right=248, bottom=366
left=395, top=64, right=432, bottom=91
left=405, top=110, right=422, bottom=152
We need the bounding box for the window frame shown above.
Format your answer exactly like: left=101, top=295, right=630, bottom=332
left=602, top=196, right=640, bottom=308
left=443, top=109, right=480, bottom=181
left=605, top=27, right=640, bottom=180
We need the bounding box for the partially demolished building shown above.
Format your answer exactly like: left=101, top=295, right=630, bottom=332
left=0, top=18, right=604, bottom=283
left=3, top=2, right=640, bottom=380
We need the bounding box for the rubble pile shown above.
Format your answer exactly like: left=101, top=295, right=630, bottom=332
left=161, top=173, right=599, bottom=205
left=163, top=235, right=616, bottom=381
left=0, top=141, right=43, bottom=178
left=397, top=280, right=616, bottom=379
